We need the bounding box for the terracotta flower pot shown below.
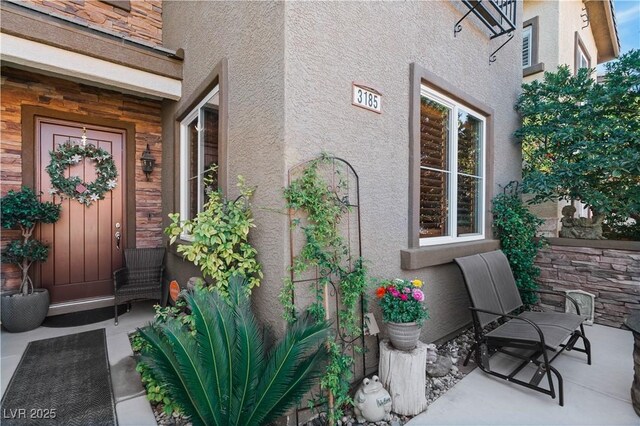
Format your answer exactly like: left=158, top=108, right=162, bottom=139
left=386, top=321, right=421, bottom=351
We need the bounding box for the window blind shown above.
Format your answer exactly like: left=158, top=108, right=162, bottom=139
left=522, top=27, right=532, bottom=68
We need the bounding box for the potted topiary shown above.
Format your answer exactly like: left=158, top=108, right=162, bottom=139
left=376, top=278, right=429, bottom=351
left=1, top=187, right=61, bottom=332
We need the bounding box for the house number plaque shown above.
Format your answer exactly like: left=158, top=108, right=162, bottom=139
left=352, top=83, right=382, bottom=113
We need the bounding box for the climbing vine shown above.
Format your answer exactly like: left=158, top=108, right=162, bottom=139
left=492, top=182, right=547, bottom=305
left=280, top=154, right=367, bottom=423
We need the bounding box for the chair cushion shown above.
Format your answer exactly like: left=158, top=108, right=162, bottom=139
left=486, top=311, right=585, bottom=350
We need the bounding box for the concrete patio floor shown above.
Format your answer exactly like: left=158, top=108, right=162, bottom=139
left=3, top=310, right=637, bottom=426
left=1, top=301, right=157, bottom=426
left=408, top=324, right=637, bottom=426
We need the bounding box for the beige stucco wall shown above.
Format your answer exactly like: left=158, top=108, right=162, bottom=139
left=161, top=1, right=288, bottom=334
left=161, top=1, right=523, bottom=343
left=284, top=1, right=523, bottom=342
left=523, top=0, right=560, bottom=83
left=559, top=0, right=598, bottom=72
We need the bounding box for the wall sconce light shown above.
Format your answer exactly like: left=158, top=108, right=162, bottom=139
left=140, top=144, right=156, bottom=181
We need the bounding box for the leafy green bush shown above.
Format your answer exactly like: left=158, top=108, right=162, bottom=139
left=138, top=276, right=329, bottom=426
left=130, top=331, right=180, bottom=415
left=164, top=176, right=262, bottom=292
left=492, top=183, right=546, bottom=305
left=603, top=216, right=640, bottom=241
left=515, top=50, right=640, bottom=221
left=1, top=187, right=61, bottom=294
left=131, top=295, right=200, bottom=417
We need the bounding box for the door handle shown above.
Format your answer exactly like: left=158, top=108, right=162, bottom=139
left=115, top=231, right=121, bottom=250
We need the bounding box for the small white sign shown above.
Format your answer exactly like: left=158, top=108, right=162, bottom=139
left=352, top=83, right=382, bottom=113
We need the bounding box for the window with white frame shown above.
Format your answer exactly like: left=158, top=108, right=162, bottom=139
left=522, top=26, right=532, bottom=68
left=577, top=44, right=589, bottom=70
left=419, top=85, right=485, bottom=246
left=574, top=32, right=591, bottom=74
left=180, top=85, right=220, bottom=223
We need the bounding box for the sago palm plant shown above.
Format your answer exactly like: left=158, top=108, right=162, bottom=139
left=138, top=276, right=329, bottom=426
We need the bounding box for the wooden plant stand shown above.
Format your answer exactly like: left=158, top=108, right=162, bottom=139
left=379, top=339, right=428, bottom=416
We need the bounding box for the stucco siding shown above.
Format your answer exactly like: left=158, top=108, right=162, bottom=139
left=284, top=1, right=523, bottom=342
left=523, top=0, right=560, bottom=83
left=558, top=0, right=598, bottom=72
left=161, top=1, right=287, bottom=334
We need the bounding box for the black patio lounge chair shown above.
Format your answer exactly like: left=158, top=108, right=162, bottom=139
left=455, top=250, right=591, bottom=406
left=113, top=247, right=166, bottom=325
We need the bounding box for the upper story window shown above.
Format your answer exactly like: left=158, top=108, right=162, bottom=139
left=179, top=86, right=220, bottom=223
left=522, top=26, right=532, bottom=68
left=522, top=17, right=544, bottom=77
left=419, top=85, right=486, bottom=246
left=577, top=45, right=589, bottom=70
left=574, top=32, right=592, bottom=74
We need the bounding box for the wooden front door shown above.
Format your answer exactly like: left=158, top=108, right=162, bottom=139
left=35, top=119, right=126, bottom=304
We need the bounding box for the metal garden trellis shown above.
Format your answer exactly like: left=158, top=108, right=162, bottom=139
left=286, top=156, right=375, bottom=424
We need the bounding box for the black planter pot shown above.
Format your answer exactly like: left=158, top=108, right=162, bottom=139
left=1, top=289, right=50, bottom=332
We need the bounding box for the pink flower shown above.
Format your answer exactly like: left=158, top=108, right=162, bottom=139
left=400, top=294, right=408, bottom=301
left=403, top=287, right=411, bottom=294
left=412, top=289, right=424, bottom=302
left=390, top=289, right=400, bottom=297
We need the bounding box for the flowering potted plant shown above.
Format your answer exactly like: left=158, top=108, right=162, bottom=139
left=376, top=278, right=429, bottom=351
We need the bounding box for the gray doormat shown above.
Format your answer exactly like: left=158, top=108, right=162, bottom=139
left=1, top=329, right=117, bottom=425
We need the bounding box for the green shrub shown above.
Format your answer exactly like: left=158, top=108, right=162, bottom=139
left=603, top=216, right=640, bottom=241
left=138, top=276, right=330, bottom=426
left=130, top=332, right=180, bottom=415
left=164, top=175, right=262, bottom=292
left=492, top=183, right=546, bottom=305
left=515, top=50, right=640, bottom=221
left=1, top=187, right=61, bottom=294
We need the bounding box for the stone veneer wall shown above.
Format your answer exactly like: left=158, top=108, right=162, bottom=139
left=25, top=0, right=162, bottom=46
left=1, top=66, right=163, bottom=289
left=535, top=242, right=640, bottom=327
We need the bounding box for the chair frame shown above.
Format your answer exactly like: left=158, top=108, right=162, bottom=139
left=113, top=248, right=166, bottom=325
left=457, top=254, right=592, bottom=406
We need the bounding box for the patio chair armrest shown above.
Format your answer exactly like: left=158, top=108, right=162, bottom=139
left=523, top=289, right=582, bottom=316
left=469, top=307, right=547, bottom=348
left=113, top=267, right=128, bottom=290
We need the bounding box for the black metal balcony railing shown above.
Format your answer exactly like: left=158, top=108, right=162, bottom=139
left=454, top=0, right=518, bottom=64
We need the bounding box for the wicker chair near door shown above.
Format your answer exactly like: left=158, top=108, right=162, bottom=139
left=113, top=247, right=166, bottom=325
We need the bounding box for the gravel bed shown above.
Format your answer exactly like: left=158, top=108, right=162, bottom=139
left=303, top=326, right=481, bottom=426
left=153, top=409, right=190, bottom=426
